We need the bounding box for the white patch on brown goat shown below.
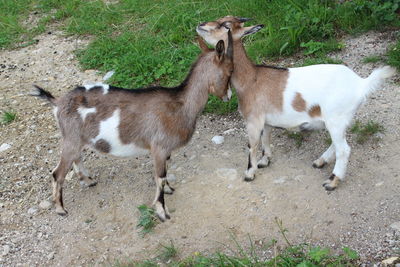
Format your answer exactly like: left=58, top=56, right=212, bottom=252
left=91, top=109, right=149, bottom=157
left=84, top=82, right=110, bottom=95
left=77, top=107, right=96, bottom=121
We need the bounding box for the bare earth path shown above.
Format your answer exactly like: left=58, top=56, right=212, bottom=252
left=0, top=30, right=399, bottom=266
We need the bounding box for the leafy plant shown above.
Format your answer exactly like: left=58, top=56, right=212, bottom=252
left=1, top=111, right=17, bottom=124
left=136, top=204, right=157, bottom=236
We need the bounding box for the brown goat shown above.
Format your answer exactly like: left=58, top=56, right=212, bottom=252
left=31, top=31, right=233, bottom=221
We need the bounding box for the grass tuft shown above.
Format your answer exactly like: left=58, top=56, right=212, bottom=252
left=136, top=204, right=157, bottom=236
left=362, top=55, right=382, bottom=64
left=350, top=120, right=384, bottom=144
left=157, top=241, right=178, bottom=263
left=387, top=39, right=400, bottom=71
left=125, top=217, right=360, bottom=266
left=1, top=111, right=17, bottom=124
left=284, top=131, right=309, bottom=148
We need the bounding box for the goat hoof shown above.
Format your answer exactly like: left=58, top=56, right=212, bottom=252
left=312, top=160, right=326, bottom=169
left=244, top=176, right=255, bottom=182
left=322, top=174, right=340, bottom=191
left=257, top=162, right=269, bottom=168
left=163, top=185, right=175, bottom=195
left=55, top=207, right=68, bottom=216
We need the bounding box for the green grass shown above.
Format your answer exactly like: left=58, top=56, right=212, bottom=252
left=350, top=120, right=385, bottom=144
left=1, top=111, right=17, bottom=124
left=362, top=55, right=382, bottom=64
left=157, top=241, right=178, bottom=263
left=387, top=39, right=400, bottom=71
left=116, top=218, right=360, bottom=267
left=136, top=204, right=157, bottom=236
left=2, top=0, right=399, bottom=113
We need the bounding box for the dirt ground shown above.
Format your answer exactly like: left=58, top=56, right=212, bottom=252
left=0, top=29, right=399, bottom=266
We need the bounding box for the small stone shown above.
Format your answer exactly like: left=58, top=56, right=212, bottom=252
left=375, top=181, right=384, bottom=187
left=47, top=251, right=55, bottom=260
left=382, top=257, right=399, bottom=265
left=2, top=245, right=10, bottom=256
left=167, top=173, right=176, bottom=182
left=389, top=221, right=400, bottom=231
left=273, top=176, right=287, bottom=184
left=0, top=143, right=11, bottom=152
left=28, top=207, right=38, bottom=215
left=293, top=175, right=304, bottom=182
left=39, top=200, right=52, bottom=210
left=211, top=135, right=224, bottom=145
left=223, top=129, right=235, bottom=135
left=216, top=168, right=238, bottom=181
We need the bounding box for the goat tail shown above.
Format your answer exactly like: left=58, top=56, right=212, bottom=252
left=363, top=66, right=396, bottom=95
left=30, top=85, right=57, bottom=105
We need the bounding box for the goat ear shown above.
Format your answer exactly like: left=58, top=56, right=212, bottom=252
left=221, top=21, right=233, bottom=30
left=243, top=24, right=264, bottom=36
left=216, top=40, right=225, bottom=61
left=197, top=36, right=210, bottom=52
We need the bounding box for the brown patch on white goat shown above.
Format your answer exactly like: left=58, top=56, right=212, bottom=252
left=31, top=31, right=233, bottom=221
left=292, top=92, right=307, bottom=112
left=308, top=105, right=321, bottom=117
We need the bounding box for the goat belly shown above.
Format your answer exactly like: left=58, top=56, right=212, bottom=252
left=90, top=108, right=149, bottom=157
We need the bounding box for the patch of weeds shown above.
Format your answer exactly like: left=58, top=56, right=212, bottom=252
left=113, top=259, right=157, bottom=267
left=300, top=40, right=344, bottom=56
left=1, top=111, right=17, bottom=124
left=137, top=204, right=157, bottom=236
left=363, top=55, right=382, bottom=64
left=298, top=56, right=343, bottom=67
left=120, top=218, right=360, bottom=266
left=387, top=39, right=400, bottom=71
left=285, top=130, right=308, bottom=147
left=157, top=241, right=178, bottom=263
left=350, top=120, right=384, bottom=144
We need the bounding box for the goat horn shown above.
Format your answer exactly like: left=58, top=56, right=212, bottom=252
left=227, top=29, right=233, bottom=59
left=237, top=17, right=252, bottom=22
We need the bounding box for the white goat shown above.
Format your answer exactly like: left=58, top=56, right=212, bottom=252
left=197, top=16, right=396, bottom=190
left=31, top=32, right=233, bottom=221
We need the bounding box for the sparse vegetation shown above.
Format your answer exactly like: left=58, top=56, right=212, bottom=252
left=136, top=205, right=157, bottom=236
left=350, top=120, right=385, bottom=144
left=284, top=131, right=309, bottom=148
left=363, top=55, right=382, bottom=64
left=157, top=241, right=178, bottom=263
left=1, top=111, right=17, bottom=124
left=118, top=218, right=360, bottom=266
left=387, top=39, right=400, bottom=71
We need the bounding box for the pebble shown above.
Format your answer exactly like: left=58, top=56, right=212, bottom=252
left=375, top=181, right=384, bottom=187
left=273, top=176, right=287, bottom=184
left=389, top=221, right=400, bottom=232
left=223, top=129, right=235, bottom=135
left=167, top=173, right=176, bottom=182
left=2, top=245, right=10, bottom=256
left=39, top=200, right=52, bottom=210
left=211, top=135, right=224, bottom=145
left=27, top=207, right=38, bottom=215
left=47, top=251, right=55, bottom=261
left=216, top=168, right=237, bottom=181
left=0, top=143, right=11, bottom=152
